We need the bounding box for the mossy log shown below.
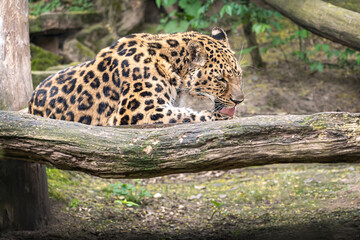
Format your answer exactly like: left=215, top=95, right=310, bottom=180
left=0, top=111, right=359, bottom=179
left=259, top=0, right=360, bottom=51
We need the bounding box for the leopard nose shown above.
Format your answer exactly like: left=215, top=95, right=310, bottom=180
left=230, top=97, right=244, bottom=105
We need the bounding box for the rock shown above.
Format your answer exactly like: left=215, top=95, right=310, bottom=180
left=29, top=12, right=102, bottom=57
left=189, top=194, right=203, bottom=200
left=76, top=23, right=117, bottom=53
left=62, top=39, right=96, bottom=62
left=29, top=12, right=102, bottom=35
left=153, top=193, right=162, bottom=198
left=95, top=0, right=146, bottom=37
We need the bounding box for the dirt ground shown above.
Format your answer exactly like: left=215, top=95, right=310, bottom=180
left=1, top=164, right=360, bottom=240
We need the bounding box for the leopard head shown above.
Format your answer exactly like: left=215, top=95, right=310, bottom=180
left=183, top=27, right=244, bottom=117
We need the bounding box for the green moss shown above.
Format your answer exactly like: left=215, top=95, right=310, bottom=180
left=301, top=115, right=327, bottom=130
left=75, top=41, right=96, bottom=59
left=30, top=44, right=63, bottom=71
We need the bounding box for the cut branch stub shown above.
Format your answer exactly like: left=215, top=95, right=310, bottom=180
left=0, top=111, right=359, bottom=179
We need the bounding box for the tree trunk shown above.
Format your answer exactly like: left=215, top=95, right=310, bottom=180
left=243, top=21, right=266, bottom=68
left=243, top=0, right=266, bottom=68
left=0, top=111, right=359, bottom=179
left=0, top=161, right=49, bottom=230
left=0, top=0, right=50, bottom=231
left=258, top=0, right=360, bottom=51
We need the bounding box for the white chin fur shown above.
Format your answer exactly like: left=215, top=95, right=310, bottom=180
left=174, top=91, right=214, bottom=112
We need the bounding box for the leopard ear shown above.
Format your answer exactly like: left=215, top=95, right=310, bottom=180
left=188, top=40, right=206, bottom=67
left=211, top=27, right=230, bottom=48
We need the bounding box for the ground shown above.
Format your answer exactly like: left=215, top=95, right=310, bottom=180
left=1, top=164, right=360, bottom=239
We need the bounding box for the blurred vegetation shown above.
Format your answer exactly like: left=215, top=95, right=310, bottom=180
left=28, top=0, right=360, bottom=73
left=156, top=0, right=360, bottom=73
left=28, top=0, right=94, bottom=16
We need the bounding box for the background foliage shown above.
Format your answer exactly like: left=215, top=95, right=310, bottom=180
left=29, top=0, right=94, bottom=16
left=156, top=0, right=360, bottom=72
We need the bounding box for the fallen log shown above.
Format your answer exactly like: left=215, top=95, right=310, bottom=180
left=258, top=0, right=360, bottom=51
left=0, top=111, right=359, bottom=179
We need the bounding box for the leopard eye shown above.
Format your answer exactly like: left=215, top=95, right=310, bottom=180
left=216, top=77, right=228, bottom=89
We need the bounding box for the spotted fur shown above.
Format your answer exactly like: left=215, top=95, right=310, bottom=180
left=29, top=28, right=244, bottom=125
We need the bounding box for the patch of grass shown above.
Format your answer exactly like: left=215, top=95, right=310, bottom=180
left=103, top=181, right=151, bottom=206
left=68, top=198, right=82, bottom=209
left=46, top=167, right=78, bottom=201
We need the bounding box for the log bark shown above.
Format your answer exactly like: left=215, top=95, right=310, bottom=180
left=258, top=0, right=360, bottom=51
left=0, top=0, right=49, bottom=231
left=0, top=111, right=359, bottom=179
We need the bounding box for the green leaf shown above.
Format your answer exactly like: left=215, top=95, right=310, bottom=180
left=155, top=0, right=162, bottom=8
left=220, top=5, right=226, bottom=18
left=317, top=63, right=324, bottom=72
left=321, top=44, right=330, bottom=52
left=225, top=5, right=233, bottom=16
left=178, top=20, right=190, bottom=31
left=192, top=19, right=210, bottom=30
left=220, top=4, right=233, bottom=18
left=122, top=200, right=140, bottom=207
left=239, top=45, right=258, bottom=55
left=114, top=200, right=123, bottom=205
left=179, top=0, right=202, bottom=17
left=310, top=62, right=323, bottom=72
left=164, top=19, right=189, bottom=33
left=163, top=0, right=177, bottom=7
left=356, top=56, right=360, bottom=65
left=211, top=200, right=223, bottom=206
left=164, top=19, right=178, bottom=33
left=310, top=64, right=316, bottom=72
left=252, top=23, right=270, bottom=34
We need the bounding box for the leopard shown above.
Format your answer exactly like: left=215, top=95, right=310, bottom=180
left=28, top=27, right=244, bottom=126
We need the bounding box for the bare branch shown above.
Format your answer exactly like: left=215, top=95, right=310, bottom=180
left=258, top=0, right=360, bottom=51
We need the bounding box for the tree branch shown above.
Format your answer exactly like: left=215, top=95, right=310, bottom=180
left=0, top=111, right=359, bottom=179
left=258, top=0, right=360, bottom=51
